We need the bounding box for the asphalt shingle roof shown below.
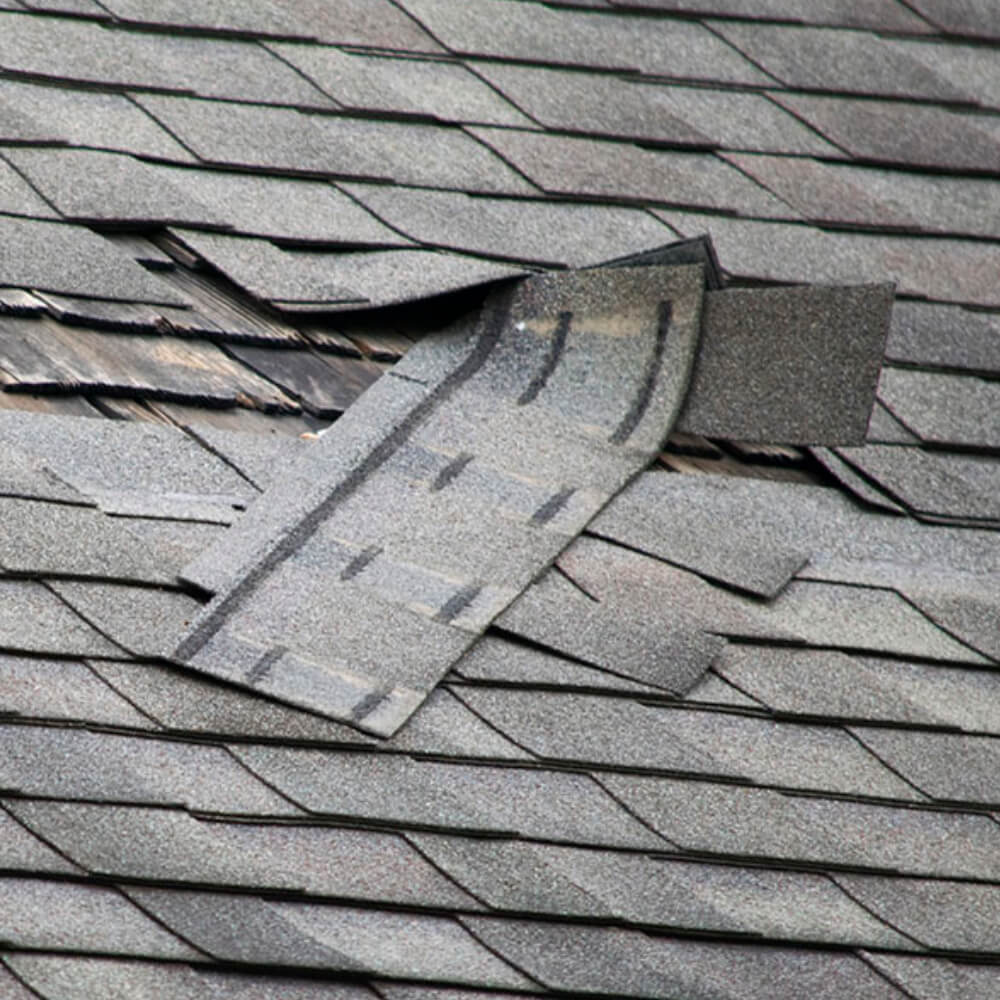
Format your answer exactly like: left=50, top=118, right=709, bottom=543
left=1, top=2, right=1000, bottom=997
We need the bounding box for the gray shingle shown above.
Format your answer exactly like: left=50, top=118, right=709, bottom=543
left=878, top=367, right=1000, bottom=449
left=607, top=0, right=933, bottom=32
left=0, top=877, right=199, bottom=958
left=0, top=155, right=58, bottom=219
left=851, top=727, right=1000, bottom=806
left=0, top=724, right=298, bottom=814
left=0, top=804, right=80, bottom=874
left=810, top=447, right=907, bottom=514
left=0, top=217, right=184, bottom=305
left=677, top=283, right=893, bottom=445
left=0, top=654, right=152, bottom=727
left=463, top=917, right=907, bottom=999
left=0, top=580, right=121, bottom=658
left=863, top=953, right=1000, bottom=1000
left=906, top=0, right=1000, bottom=38
left=0, top=441, right=86, bottom=505
left=714, top=22, right=971, bottom=101
left=158, top=166, right=405, bottom=245
left=269, top=45, right=532, bottom=126
left=181, top=426, right=302, bottom=492
left=497, top=567, right=725, bottom=694
left=600, top=773, right=1000, bottom=878
left=398, top=0, right=772, bottom=83
left=0, top=78, right=193, bottom=160
left=233, top=746, right=667, bottom=848
left=2, top=148, right=225, bottom=226
left=592, top=469, right=807, bottom=597
left=91, top=659, right=371, bottom=744
left=886, top=300, right=1000, bottom=373
left=453, top=634, right=665, bottom=694
left=836, top=444, right=1000, bottom=522
left=5, top=955, right=378, bottom=1000
left=469, top=127, right=795, bottom=216
left=772, top=92, right=1000, bottom=171
left=837, top=873, right=1000, bottom=952
left=0, top=13, right=333, bottom=106
left=341, top=183, right=676, bottom=268
left=48, top=582, right=202, bottom=659
left=0, top=962, right=36, bottom=1000
left=894, top=36, right=1000, bottom=111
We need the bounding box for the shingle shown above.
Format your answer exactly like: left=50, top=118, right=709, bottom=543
left=397, top=0, right=772, bottom=83
left=124, top=887, right=362, bottom=969
left=606, top=0, right=932, bottom=31
left=342, top=183, right=676, bottom=268
left=0, top=580, right=121, bottom=658
left=877, top=368, right=1000, bottom=449
left=0, top=218, right=183, bottom=305
left=0, top=13, right=333, bottom=107
left=592, top=470, right=806, bottom=598
left=181, top=426, right=301, bottom=492
left=863, top=953, right=1000, bottom=1000
left=233, top=747, right=668, bottom=848
left=0, top=78, right=193, bottom=160
left=0, top=724, right=298, bottom=814
left=48, top=582, right=202, bottom=659
left=91, top=659, right=371, bottom=744
left=0, top=441, right=85, bottom=505
left=468, top=127, right=794, bottom=216
left=0, top=804, right=80, bottom=874
left=677, top=283, right=893, bottom=446
left=269, top=45, right=532, bottom=126
left=713, top=22, right=971, bottom=101
left=906, top=0, right=1000, bottom=38
left=599, top=773, right=1000, bottom=878
left=0, top=962, right=36, bottom=1000
left=836, top=444, right=1000, bottom=522
left=463, top=917, right=906, bottom=999
left=894, top=36, right=1000, bottom=111
left=885, top=300, right=1000, bottom=374
left=0, top=654, right=152, bottom=727
left=496, top=568, right=725, bottom=694
left=837, top=873, right=1000, bottom=952
left=851, top=727, right=1000, bottom=806
left=809, top=447, right=907, bottom=514
left=2, top=148, right=224, bottom=226
left=281, top=904, right=535, bottom=987
left=6, top=955, right=378, bottom=1000
left=772, top=92, right=1000, bottom=171
left=905, top=575, right=1000, bottom=663
left=452, top=634, right=665, bottom=694
left=0, top=156, right=58, bottom=219
left=157, top=166, right=405, bottom=245
left=0, top=877, right=199, bottom=958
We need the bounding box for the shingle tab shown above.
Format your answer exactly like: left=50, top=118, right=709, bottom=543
left=886, top=301, right=1000, bottom=373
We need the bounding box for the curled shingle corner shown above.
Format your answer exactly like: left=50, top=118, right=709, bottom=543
left=170, top=250, right=895, bottom=736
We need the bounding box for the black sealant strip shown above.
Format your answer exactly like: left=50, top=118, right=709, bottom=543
left=432, top=451, right=475, bottom=492
left=435, top=583, right=483, bottom=624
left=175, top=291, right=514, bottom=661
left=531, top=486, right=576, bottom=526
left=517, top=309, right=573, bottom=406
left=610, top=299, right=673, bottom=446
left=340, top=544, right=382, bottom=582
left=245, top=644, right=287, bottom=686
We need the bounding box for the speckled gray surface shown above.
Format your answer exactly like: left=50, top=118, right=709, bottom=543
left=0, top=0, right=998, bottom=994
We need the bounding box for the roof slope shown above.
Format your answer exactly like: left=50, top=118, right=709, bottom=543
left=2, top=2, right=1000, bottom=999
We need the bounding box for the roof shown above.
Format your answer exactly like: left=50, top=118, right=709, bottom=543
left=1, top=2, right=1000, bottom=998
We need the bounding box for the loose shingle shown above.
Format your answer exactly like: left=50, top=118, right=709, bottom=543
left=342, top=183, right=676, bottom=268
left=0, top=878, right=200, bottom=958
left=714, top=22, right=971, bottom=101
left=469, top=127, right=794, bottom=216
left=772, top=93, right=1000, bottom=171
left=269, top=45, right=532, bottom=126
left=0, top=724, right=298, bottom=814
left=233, top=746, right=667, bottom=848
left=676, top=283, right=893, bottom=445
left=398, top=0, right=772, bottom=83
left=0, top=218, right=183, bottom=305
left=599, top=773, right=1000, bottom=878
